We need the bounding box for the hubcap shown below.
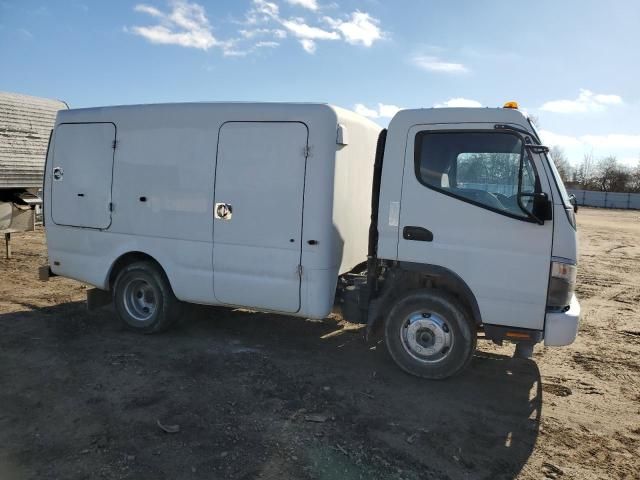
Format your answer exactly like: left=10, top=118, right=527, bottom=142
left=400, top=311, right=453, bottom=363
left=123, top=278, right=157, bottom=322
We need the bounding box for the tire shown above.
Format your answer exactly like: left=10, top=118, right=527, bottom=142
left=384, top=290, right=476, bottom=379
left=113, top=261, right=181, bottom=333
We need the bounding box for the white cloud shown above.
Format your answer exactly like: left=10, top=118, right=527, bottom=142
left=221, top=37, right=281, bottom=57
left=580, top=134, right=640, bottom=150
left=222, top=47, right=251, bottom=57
left=285, top=0, right=319, bottom=11
left=411, top=55, right=468, bottom=74
left=134, top=4, right=162, bottom=17
left=255, top=40, right=279, bottom=48
left=130, top=1, right=217, bottom=50
left=300, top=39, right=316, bottom=53
left=434, top=98, right=482, bottom=108
left=378, top=103, right=401, bottom=118
left=540, top=89, right=623, bottom=114
left=324, top=11, right=383, bottom=47
left=129, top=0, right=384, bottom=56
left=253, top=1, right=382, bottom=52
left=354, top=103, right=402, bottom=119
left=540, top=130, right=640, bottom=151
left=540, top=130, right=640, bottom=167
left=539, top=130, right=582, bottom=148
left=354, top=104, right=379, bottom=118
left=592, top=93, right=623, bottom=105
left=281, top=18, right=339, bottom=40
left=239, top=27, right=287, bottom=40
left=247, top=0, right=280, bottom=22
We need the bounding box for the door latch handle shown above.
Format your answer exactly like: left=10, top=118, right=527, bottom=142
left=53, top=167, right=64, bottom=180
left=215, top=202, right=233, bottom=220
left=403, top=226, right=433, bottom=242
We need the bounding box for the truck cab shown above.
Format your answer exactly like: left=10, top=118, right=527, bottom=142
left=354, top=103, right=580, bottom=378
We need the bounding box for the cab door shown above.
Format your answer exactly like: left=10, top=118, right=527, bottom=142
left=397, top=124, right=553, bottom=330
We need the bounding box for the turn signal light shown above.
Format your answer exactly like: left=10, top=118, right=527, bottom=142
left=503, top=101, right=519, bottom=109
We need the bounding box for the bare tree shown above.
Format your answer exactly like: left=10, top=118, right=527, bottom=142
left=572, top=153, right=640, bottom=192
left=549, top=146, right=573, bottom=182
left=576, top=151, right=596, bottom=189
left=629, top=159, right=640, bottom=193
left=595, top=156, right=630, bottom=192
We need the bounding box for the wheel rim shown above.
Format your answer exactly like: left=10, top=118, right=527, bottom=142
left=123, top=277, right=157, bottom=323
left=400, top=311, right=453, bottom=364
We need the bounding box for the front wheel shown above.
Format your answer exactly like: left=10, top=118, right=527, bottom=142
left=384, top=290, right=476, bottom=379
left=113, top=261, right=181, bottom=333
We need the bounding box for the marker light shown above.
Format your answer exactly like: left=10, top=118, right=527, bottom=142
left=503, top=101, right=519, bottom=109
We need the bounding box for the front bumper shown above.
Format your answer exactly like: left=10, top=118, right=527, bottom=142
left=544, top=294, right=580, bottom=346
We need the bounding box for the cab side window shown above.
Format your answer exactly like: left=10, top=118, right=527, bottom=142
left=414, top=131, right=539, bottom=219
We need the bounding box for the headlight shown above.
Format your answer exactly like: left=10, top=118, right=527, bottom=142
left=565, top=207, right=576, bottom=230
left=547, top=261, right=577, bottom=309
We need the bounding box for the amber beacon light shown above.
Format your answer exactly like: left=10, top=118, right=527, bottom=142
left=503, top=101, right=519, bottom=109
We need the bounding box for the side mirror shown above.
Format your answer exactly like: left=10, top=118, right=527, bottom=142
left=519, top=192, right=552, bottom=224
left=568, top=194, right=578, bottom=213
left=532, top=192, right=553, bottom=223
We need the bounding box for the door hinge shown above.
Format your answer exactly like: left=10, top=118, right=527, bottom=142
left=109, top=202, right=114, bottom=212
left=112, top=140, right=118, bottom=149
left=303, top=145, right=310, bottom=159
left=297, top=264, right=303, bottom=276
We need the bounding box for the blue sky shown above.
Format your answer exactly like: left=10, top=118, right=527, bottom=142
left=1, top=0, right=639, bottom=166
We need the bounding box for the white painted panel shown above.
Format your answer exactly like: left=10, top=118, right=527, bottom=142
left=51, top=123, right=115, bottom=229
left=331, top=107, right=381, bottom=274
left=213, top=122, right=308, bottom=312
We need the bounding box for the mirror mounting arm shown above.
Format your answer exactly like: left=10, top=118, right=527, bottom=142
left=518, top=192, right=550, bottom=225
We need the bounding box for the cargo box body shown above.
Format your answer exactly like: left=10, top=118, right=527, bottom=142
left=44, top=103, right=381, bottom=318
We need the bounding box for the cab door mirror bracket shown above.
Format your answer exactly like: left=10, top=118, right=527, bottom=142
left=516, top=142, right=551, bottom=225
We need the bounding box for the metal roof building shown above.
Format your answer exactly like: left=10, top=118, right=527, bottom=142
left=0, top=91, right=68, bottom=189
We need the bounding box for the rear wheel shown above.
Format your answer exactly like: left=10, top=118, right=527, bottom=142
left=113, top=261, right=181, bottom=333
left=384, top=290, right=476, bottom=379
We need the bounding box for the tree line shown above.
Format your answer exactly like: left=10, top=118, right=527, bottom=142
left=550, top=146, right=640, bottom=193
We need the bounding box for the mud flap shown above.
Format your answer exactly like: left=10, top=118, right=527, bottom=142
left=38, top=265, right=56, bottom=281
left=87, top=288, right=111, bottom=311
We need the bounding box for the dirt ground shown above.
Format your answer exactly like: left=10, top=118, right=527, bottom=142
left=0, top=207, right=638, bottom=480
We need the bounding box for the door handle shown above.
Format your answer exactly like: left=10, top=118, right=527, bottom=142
left=403, top=226, right=433, bottom=242
left=214, top=202, right=233, bottom=220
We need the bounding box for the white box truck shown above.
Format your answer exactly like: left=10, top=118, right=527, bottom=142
left=41, top=102, right=580, bottom=379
